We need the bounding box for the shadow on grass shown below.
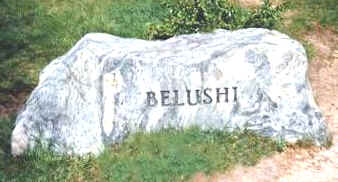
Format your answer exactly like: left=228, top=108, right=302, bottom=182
left=0, top=1, right=28, bottom=60
left=0, top=116, right=15, bottom=165
left=0, top=0, right=169, bottom=92
left=0, top=0, right=42, bottom=91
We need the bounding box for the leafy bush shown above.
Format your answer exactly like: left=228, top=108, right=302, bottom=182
left=147, top=0, right=288, bottom=40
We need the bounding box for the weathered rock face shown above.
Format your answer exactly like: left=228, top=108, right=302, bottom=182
left=11, top=28, right=330, bottom=156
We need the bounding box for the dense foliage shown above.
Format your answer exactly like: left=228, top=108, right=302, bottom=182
left=147, top=0, right=288, bottom=39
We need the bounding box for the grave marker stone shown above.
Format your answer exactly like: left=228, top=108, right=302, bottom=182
left=11, top=28, right=330, bottom=156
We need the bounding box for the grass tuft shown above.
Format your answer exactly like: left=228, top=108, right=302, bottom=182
left=1, top=122, right=281, bottom=182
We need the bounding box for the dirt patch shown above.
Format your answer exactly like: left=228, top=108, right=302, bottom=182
left=190, top=26, right=338, bottom=182
left=0, top=89, right=31, bottom=118
left=233, top=0, right=283, bottom=8
left=232, top=0, right=262, bottom=8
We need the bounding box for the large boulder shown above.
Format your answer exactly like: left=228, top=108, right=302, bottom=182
left=11, top=28, right=330, bottom=156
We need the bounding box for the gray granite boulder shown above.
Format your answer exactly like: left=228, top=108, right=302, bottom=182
left=11, top=28, right=330, bottom=156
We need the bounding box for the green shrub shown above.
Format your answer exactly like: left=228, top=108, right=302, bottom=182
left=147, top=0, right=288, bottom=40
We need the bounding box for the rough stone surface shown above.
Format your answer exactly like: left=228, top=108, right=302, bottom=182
left=11, top=28, right=330, bottom=156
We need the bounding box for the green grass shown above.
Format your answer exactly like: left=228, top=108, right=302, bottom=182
left=0, top=0, right=168, bottom=91
left=0, top=116, right=15, bottom=161
left=0, top=117, right=283, bottom=182
left=279, top=0, right=337, bottom=38
left=287, top=0, right=338, bottom=33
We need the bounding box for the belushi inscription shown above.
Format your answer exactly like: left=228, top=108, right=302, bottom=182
left=146, top=87, right=238, bottom=106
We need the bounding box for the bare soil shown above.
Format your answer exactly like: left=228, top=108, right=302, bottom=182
left=0, top=89, right=31, bottom=118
